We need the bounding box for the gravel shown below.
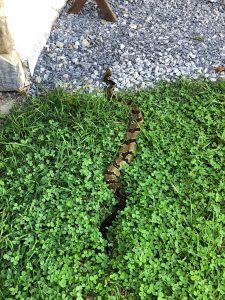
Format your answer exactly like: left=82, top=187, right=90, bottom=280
left=30, top=0, right=225, bottom=94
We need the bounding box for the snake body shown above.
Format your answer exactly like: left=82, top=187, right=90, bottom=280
left=100, top=69, right=143, bottom=254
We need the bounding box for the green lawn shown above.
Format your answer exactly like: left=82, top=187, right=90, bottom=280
left=0, top=79, right=225, bottom=299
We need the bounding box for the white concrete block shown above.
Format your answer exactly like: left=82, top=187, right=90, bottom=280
left=4, top=0, right=67, bottom=74
left=0, top=0, right=67, bottom=91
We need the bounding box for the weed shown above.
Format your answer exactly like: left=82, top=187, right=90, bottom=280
left=192, top=35, right=205, bottom=42
left=0, top=79, right=225, bottom=299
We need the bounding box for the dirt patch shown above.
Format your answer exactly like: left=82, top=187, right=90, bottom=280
left=0, top=92, right=25, bottom=115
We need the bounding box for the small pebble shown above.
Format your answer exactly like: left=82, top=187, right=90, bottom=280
left=129, top=23, right=137, bottom=30
left=56, top=41, right=64, bottom=48
left=82, top=39, right=90, bottom=47
left=35, top=76, right=42, bottom=84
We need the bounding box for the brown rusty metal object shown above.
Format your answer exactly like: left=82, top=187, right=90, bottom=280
left=68, top=0, right=117, bottom=22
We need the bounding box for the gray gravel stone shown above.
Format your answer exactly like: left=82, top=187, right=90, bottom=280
left=30, top=0, right=225, bottom=93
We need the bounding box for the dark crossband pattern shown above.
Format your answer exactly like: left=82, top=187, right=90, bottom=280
left=123, top=138, right=137, bottom=145
left=131, top=108, right=140, bottom=114
left=128, top=127, right=141, bottom=133
left=113, top=162, right=120, bottom=169
left=137, top=117, right=143, bottom=122
left=121, top=150, right=133, bottom=158
left=105, top=170, right=117, bottom=175
left=100, top=68, right=144, bottom=255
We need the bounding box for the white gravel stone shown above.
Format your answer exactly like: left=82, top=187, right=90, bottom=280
left=81, top=39, right=90, bottom=47
left=189, top=53, right=196, bottom=59
left=63, top=74, right=69, bottom=80
left=56, top=41, right=64, bottom=48
left=129, top=23, right=138, bottom=30
left=35, top=76, right=42, bottom=84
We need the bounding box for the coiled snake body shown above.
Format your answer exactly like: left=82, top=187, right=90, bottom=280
left=100, top=69, right=144, bottom=254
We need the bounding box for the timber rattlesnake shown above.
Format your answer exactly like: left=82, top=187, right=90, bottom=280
left=100, top=69, right=143, bottom=255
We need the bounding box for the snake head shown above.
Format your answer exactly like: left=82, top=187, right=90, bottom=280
left=103, top=68, right=112, bottom=82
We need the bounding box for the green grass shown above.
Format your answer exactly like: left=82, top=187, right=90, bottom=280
left=191, top=35, right=205, bottom=42
left=0, top=79, right=225, bottom=299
